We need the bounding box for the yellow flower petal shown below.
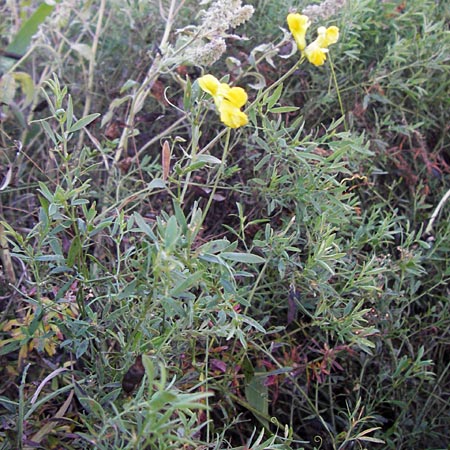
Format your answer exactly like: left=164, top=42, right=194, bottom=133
left=326, top=26, right=339, bottom=45
left=317, top=26, right=340, bottom=48
left=304, top=42, right=328, bottom=66
left=198, top=74, right=220, bottom=97
left=287, top=13, right=311, bottom=51
left=224, top=87, right=248, bottom=108
left=219, top=102, right=248, bottom=128
left=304, top=25, right=339, bottom=66
left=213, top=82, right=231, bottom=108
left=216, top=82, right=230, bottom=97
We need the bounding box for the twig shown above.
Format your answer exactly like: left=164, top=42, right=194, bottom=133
left=0, top=222, right=16, bottom=285
left=425, top=187, right=450, bottom=236
left=114, top=0, right=180, bottom=165
left=77, top=0, right=107, bottom=149
left=133, top=114, right=187, bottom=161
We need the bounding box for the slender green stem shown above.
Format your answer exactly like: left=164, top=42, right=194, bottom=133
left=17, top=364, right=31, bottom=449
left=252, top=340, right=336, bottom=446
left=204, top=334, right=211, bottom=441
left=244, top=259, right=269, bottom=316
left=200, top=128, right=231, bottom=224
left=329, top=55, right=347, bottom=131
left=248, top=56, right=305, bottom=110
left=179, top=123, right=201, bottom=204
left=130, top=264, right=160, bottom=347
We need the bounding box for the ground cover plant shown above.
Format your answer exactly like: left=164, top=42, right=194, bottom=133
left=0, top=0, right=449, bottom=449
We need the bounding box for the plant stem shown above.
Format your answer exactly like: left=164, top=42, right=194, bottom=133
left=200, top=128, right=231, bottom=225
left=0, top=221, right=16, bottom=285
left=77, top=0, right=107, bottom=149
left=425, top=187, right=450, bottom=236
left=329, top=55, right=347, bottom=131
left=179, top=123, right=201, bottom=204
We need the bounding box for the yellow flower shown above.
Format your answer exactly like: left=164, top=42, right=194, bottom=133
left=287, top=13, right=311, bottom=51
left=198, top=74, right=248, bottom=128
left=304, top=26, right=340, bottom=66
left=198, top=74, right=222, bottom=98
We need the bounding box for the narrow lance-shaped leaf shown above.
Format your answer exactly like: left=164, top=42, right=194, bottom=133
left=2, top=3, right=55, bottom=72
left=67, top=113, right=100, bottom=133
left=220, top=252, right=266, bottom=264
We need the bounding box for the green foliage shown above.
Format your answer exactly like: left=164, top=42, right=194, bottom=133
left=0, top=0, right=449, bottom=449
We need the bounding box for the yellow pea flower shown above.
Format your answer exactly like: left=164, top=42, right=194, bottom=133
left=198, top=74, right=248, bottom=128
left=219, top=101, right=248, bottom=129
left=304, top=26, right=340, bottom=66
left=198, top=74, right=222, bottom=99
left=287, top=13, right=311, bottom=51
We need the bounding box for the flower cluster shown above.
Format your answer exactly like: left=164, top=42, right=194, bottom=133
left=199, top=0, right=254, bottom=33
left=177, top=0, right=254, bottom=67
left=302, top=0, right=347, bottom=21
left=195, top=12, right=340, bottom=128
left=287, top=13, right=339, bottom=66
left=198, top=74, right=248, bottom=128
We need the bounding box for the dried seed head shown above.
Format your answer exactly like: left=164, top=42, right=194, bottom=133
left=302, top=0, right=347, bottom=21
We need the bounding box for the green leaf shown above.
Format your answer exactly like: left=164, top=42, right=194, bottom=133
left=269, top=106, right=299, bottom=114
left=67, top=113, right=100, bottom=133
left=220, top=252, right=266, bottom=264
left=198, top=239, right=233, bottom=255
left=133, top=212, right=157, bottom=240
left=120, top=79, right=139, bottom=93
left=34, top=254, right=66, bottom=262
left=196, top=154, right=222, bottom=165
left=71, top=198, right=90, bottom=206
left=37, top=182, right=55, bottom=202
left=148, top=178, right=166, bottom=190
left=0, top=73, right=16, bottom=105
left=13, top=72, right=35, bottom=106
left=242, top=315, right=266, bottom=333
left=41, top=120, right=58, bottom=146
left=183, top=76, right=192, bottom=111
left=149, top=390, right=177, bottom=410
left=101, top=95, right=132, bottom=127
left=4, top=2, right=55, bottom=71
left=75, top=339, right=89, bottom=359
left=67, top=235, right=82, bottom=267
left=0, top=340, right=23, bottom=356
left=172, top=392, right=212, bottom=409
left=185, top=160, right=208, bottom=172
left=265, top=83, right=283, bottom=109
left=66, top=95, right=73, bottom=130
left=245, top=367, right=269, bottom=429
left=142, top=354, right=155, bottom=387
left=164, top=216, right=180, bottom=250
left=170, top=271, right=204, bottom=297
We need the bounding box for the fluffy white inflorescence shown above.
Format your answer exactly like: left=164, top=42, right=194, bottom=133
left=302, top=0, right=347, bottom=21
left=177, top=0, right=254, bottom=66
